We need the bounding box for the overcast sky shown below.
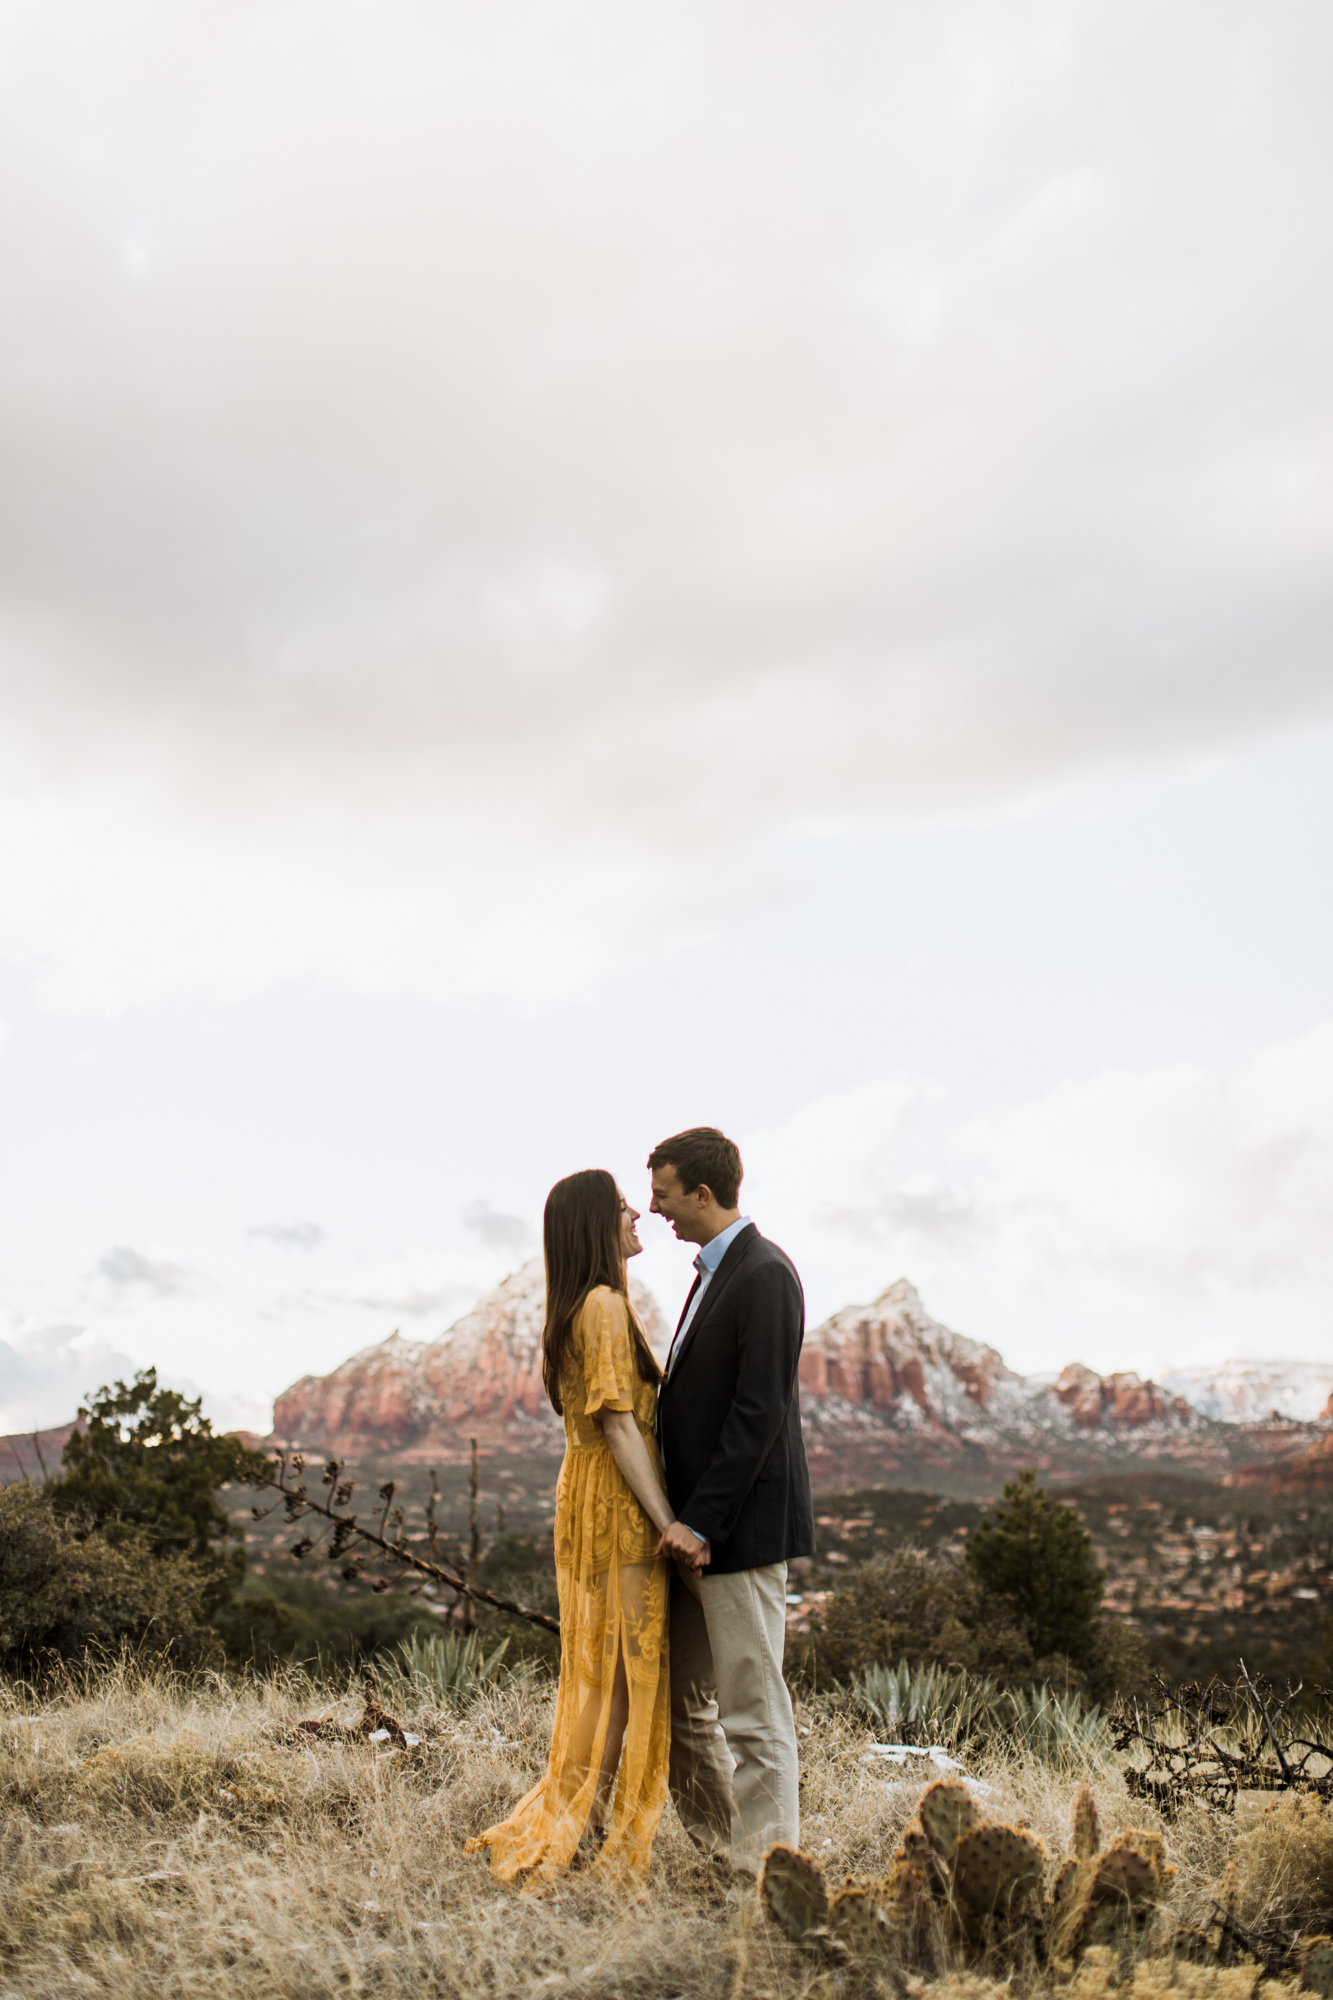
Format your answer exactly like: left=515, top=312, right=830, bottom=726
left=2, top=0, right=1331, bottom=1434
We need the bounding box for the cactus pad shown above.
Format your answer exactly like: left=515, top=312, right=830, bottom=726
left=883, top=1858, right=930, bottom=1912
left=951, top=1823, right=1046, bottom=1919
left=829, top=1886, right=888, bottom=1956
left=760, top=1845, right=828, bottom=1944
left=1301, top=1937, right=1333, bottom=1999
left=1092, top=1844, right=1162, bottom=1905
left=919, top=1779, right=981, bottom=1857
left=1071, top=1783, right=1100, bottom=1861
left=1105, top=1828, right=1169, bottom=1883
left=1051, top=1856, right=1082, bottom=1914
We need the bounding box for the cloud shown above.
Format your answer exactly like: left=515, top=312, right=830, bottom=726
left=0, top=0, right=1329, bottom=938
left=462, top=1201, right=536, bottom=1255
left=248, top=1221, right=325, bottom=1250
left=97, top=1246, right=199, bottom=1295
left=353, top=1286, right=478, bottom=1321
left=0, top=1322, right=138, bottom=1433
left=742, top=1021, right=1333, bottom=1373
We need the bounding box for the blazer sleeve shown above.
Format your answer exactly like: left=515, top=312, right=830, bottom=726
left=676, top=1256, right=802, bottom=1545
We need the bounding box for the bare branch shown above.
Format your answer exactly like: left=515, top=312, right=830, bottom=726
left=250, top=1452, right=559, bottom=1635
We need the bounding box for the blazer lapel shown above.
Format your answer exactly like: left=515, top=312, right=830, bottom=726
left=666, top=1227, right=759, bottom=1384
left=673, top=1275, right=702, bottom=1337
left=661, top=1274, right=702, bottom=1391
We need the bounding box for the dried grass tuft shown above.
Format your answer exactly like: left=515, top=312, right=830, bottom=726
left=1235, top=1794, right=1333, bottom=1942
left=0, top=1662, right=1317, bottom=2000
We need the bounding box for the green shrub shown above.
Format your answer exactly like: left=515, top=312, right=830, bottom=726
left=795, top=1541, right=1147, bottom=1706
left=46, top=1368, right=268, bottom=1619
left=217, top=1570, right=445, bottom=1672
left=0, top=1483, right=217, bottom=1670
left=965, top=1468, right=1103, bottom=1662
left=796, top=1544, right=1039, bottom=1687
left=381, top=1630, right=512, bottom=1709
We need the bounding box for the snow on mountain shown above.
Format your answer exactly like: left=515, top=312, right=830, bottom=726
left=799, top=1278, right=1198, bottom=1446
left=1160, top=1359, right=1333, bottom=1425
left=800, top=1278, right=1029, bottom=1437
left=261, top=1262, right=1328, bottom=1487
left=272, top=1258, right=667, bottom=1459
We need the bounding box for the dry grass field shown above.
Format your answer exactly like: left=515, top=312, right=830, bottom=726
left=2, top=1661, right=1331, bottom=2000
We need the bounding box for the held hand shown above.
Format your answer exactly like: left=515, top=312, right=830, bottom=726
left=657, top=1519, right=710, bottom=1571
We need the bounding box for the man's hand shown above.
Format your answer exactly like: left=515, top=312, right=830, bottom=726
left=657, top=1519, right=710, bottom=1572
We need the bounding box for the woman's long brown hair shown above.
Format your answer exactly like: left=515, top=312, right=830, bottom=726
left=541, top=1168, right=663, bottom=1415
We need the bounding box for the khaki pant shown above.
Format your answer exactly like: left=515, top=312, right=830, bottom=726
left=667, top=1559, right=799, bottom=1872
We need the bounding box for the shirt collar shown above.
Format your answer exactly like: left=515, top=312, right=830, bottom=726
left=696, top=1215, right=752, bottom=1275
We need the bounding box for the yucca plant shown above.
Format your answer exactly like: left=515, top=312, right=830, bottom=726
left=382, top=1629, right=511, bottom=1710
left=855, top=1659, right=985, bottom=1745
left=999, top=1685, right=1113, bottom=1771
left=851, top=1658, right=1112, bottom=1770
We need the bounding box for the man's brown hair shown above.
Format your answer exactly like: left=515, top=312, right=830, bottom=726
left=647, top=1127, right=743, bottom=1211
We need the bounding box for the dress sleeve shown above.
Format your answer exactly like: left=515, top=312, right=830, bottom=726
left=578, top=1288, right=638, bottom=1416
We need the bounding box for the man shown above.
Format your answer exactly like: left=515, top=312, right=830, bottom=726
left=648, top=1126, right=814, bottom=1875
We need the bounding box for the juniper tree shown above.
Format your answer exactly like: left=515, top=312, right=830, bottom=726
left=47, top=1368, right=268, bottom=1615
left=965, top=1468, right=1103, bottom=1664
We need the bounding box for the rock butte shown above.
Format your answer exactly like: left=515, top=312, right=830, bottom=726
left=264, top=1263, right=1333, bottom=1484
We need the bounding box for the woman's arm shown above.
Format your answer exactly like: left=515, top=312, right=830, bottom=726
left=600, top=1410, right=675, bottom=1536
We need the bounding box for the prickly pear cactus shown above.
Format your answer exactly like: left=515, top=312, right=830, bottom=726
left=759, top=1777, right=1171, bottom=1980
left=951, top=1823, right=1046, bottom=1921
left=1051, top=1855, right=1082, bottom=1917
left=919, top=1779, right=981, bottom=1858
left=1071, top=1782, right=1100, bottom=1861
left=760, top=1844, right=829, bottom=1944
left=828, top=1885, right=889, bottom=1957
left=1051, top=1829, right=1170, bottom=1963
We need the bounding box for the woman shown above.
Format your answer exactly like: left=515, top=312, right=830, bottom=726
left=467, top=1168, right=678, bottom=1885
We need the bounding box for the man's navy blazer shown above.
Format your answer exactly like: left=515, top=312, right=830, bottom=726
left=656, top=1224, right=815, bottom=1576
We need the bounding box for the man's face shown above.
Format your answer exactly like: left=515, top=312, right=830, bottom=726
left=649, top=1164, right=710, bottom=1245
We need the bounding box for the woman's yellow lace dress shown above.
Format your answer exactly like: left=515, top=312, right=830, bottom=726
left=467, top=1286, right=670, bottom=1885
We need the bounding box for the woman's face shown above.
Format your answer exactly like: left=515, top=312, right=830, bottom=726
left=618, top=1189, right=643, bottom=1259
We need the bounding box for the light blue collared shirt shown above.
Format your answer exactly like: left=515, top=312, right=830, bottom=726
left=667, top=1215, right=753, bottom=1376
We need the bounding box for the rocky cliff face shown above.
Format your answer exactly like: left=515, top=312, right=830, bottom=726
left=792, top=1278, right=1223, bottom=1487
left=262, top=1263, right=1329, bottom=1490
left=1049, top=1363, right=1197, bottom=1431
left=272, top=1260, right=668, bottom=1460
left=798, top=1279, right=1203, bottom=1439
left=0, top=1421, right=79, bottom=1482
left=798, top=1279, right=1015, bottom=1420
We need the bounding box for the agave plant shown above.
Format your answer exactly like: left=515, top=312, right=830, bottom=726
left=852, top=1658, right=1112, bottom=1770
left=385, top=1630, right=511, bottom=1709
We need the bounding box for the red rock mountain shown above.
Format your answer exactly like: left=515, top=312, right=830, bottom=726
left=267, top=1266, right=1323, bottom=1489
left=273, top=1260, right=668, bottom=1460
left=0, top=1422, right=79, bottom=1482
left=7, top=1273, right=1322, bottom=1494
left=794, top=1279, right=1228, bottom=1488
left=1049, top=1363, right=1196, bottom=1431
